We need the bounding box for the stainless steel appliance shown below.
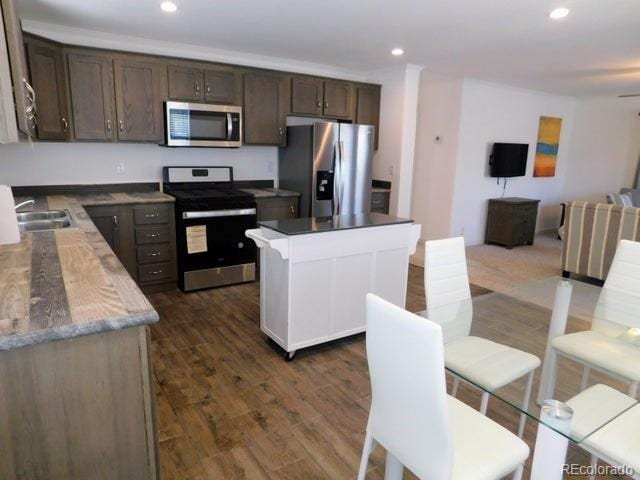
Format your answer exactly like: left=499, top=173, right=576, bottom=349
left=164, top=102, right=242, bottom=147
left=163, top=166, right=256, bottom=291
left=279, top=123, right=374, bottom=217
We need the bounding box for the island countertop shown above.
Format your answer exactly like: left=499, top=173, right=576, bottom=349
left=259, top=212, right=413, bottom=236
left=0, top=191, right=172, bottom=351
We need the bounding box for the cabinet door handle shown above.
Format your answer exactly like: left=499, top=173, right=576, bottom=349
left=290, top=205, right=295, bottom=215
left=149, top=269, right=163, bottom=275
left=317, top=100, right=322, bottom=109
left=118, top=120, right=124, bottom=133
left=324, top=101, right=329, bottom=109
left=106, top=119, right=112, bottom=132
left=113, top=215, right=118, bottom=226
left=144, top=213, right=160, bottom=218
left=146, top=251, right=161, bottom=257
left=146, top=233, right=160, bottom=238
left=23, top=80, right=36, bottom=113
left=206, top=84, right=211, bottom=94
left=278, top=127, right=283, bottom=136
left=61, top=117, right=68, bottom=131
left=195, top=82, right=201, bottom=94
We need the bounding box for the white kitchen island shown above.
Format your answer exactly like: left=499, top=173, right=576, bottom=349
left=246, top=213, right=421, bottom=360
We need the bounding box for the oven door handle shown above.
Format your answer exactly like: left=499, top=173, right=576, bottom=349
left=182, top=208, right=256, bottom=219
left=227, top=113, right=233, bottom=140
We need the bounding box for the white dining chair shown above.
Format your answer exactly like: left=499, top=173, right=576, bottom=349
left=566, top=384, right=640, bottom=480
left=423, top=237, right=540, bottom=437
left=551, top=239, right=640, bottom=399
left=358, top=294, right=529, bottom=480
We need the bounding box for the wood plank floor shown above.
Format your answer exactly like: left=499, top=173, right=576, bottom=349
left=148, top=265, right=614, bottom=480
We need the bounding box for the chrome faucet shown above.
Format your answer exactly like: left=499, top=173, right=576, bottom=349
left=14, top=199, right=35, bottom=210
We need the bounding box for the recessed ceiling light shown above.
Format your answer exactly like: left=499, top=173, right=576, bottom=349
left=160, top=1, right=177, bottom=13
left=549, top=7, right=570, bottom=19
left=391, top=48, right=404, bottom=56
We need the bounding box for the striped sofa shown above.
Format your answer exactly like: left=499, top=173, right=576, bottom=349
left=562, top=201, right=640, bottom=280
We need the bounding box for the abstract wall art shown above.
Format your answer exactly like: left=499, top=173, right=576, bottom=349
left=534, top=116, right=562, bottom=177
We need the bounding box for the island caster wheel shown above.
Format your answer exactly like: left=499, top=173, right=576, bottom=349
left=284, top=351, right=296, bottom=362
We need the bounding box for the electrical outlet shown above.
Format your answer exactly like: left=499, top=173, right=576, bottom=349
left=388, top=164, right=394, bottom=176
left=116, top=162, right=125, bottom=174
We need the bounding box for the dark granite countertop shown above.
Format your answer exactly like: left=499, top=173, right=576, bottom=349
left=259, top=212, right=413, bottom=236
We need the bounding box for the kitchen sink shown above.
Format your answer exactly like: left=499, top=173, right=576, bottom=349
left=17, top=210, right=76, bottom=233
left=16, top=210, right=67, bottom=222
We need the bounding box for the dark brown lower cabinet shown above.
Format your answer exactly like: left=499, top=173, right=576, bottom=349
left=485, top=197, right=540, bottom=249
left=0, top=326, right=158, bottom=480
left=371, top=191, right=390, bottom=214
left=85, top=204, right=121, bottom=253
left=86, top=202, right=177, bottom=292
left=256, top=196, right=299, bottom=221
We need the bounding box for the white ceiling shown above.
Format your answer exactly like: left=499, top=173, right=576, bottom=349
left=17, top=0, right=640, bottom=97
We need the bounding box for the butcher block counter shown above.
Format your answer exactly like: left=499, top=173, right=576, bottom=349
left=0, top=191, right=167, bottom=480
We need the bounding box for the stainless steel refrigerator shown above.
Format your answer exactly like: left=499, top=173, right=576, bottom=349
left=279, top=122, right=374, bottom=217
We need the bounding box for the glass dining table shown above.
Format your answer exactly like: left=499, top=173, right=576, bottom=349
left=418, top=276, right=640, bottom=480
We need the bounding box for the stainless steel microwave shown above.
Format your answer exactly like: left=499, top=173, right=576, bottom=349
left=164, top=102, right=242, bottom=147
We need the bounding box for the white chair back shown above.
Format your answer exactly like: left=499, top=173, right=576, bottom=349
left=424, top=237, right=472, bottom=341
left=593, top=240, right=640, bottom=336
left=365, top=294, right=454, bottom=479
left=605, top=240, right=640, bottom=295
left=424, top=237, right=471, bottom=308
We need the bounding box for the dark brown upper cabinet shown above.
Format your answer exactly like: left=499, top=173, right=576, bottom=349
left=1, top=0, right=35, bottom=138
left=168, top=63, right=240, bottom=105
left=356, top=84, right=381, bottom=149
left=67, top=51, right=116, bottom=141
left=291, top=75, right=323, bottom=116
left=15, top=31, right=381, bottom=148
left=24, top=36, right=70, bottom=140
left=323, top=80, right=353, bottom=118
left=113, top=56, right=165, bottom=142
left=290, top=76, right=353, bottom=119
left=204, top=67, right=240, bottom=104
left=167, top=64, right=203, bottom=101
left=243, top=72, right=287, bottom=146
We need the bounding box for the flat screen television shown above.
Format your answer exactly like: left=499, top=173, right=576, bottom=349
left=489, top=143, right=528, bottom=177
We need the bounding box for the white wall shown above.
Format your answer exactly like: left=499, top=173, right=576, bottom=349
left=450, top=80, right=576, bottom=245
left=562, top=97, right=640, bottom=202
left=368, top=65, right=422, bottom=217
left=410, top=71, right=463, bottom=241
left=0, top=142, right=277, bottom=185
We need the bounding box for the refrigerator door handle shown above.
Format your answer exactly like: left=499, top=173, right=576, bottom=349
left=336, top=141, right=344, bottom=215
left=331, top=142, right=340, bottom=215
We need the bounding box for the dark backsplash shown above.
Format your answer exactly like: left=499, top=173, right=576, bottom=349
left=372, top=179, right=392, bottom=190
left=11, top=183, right=160, bottom=197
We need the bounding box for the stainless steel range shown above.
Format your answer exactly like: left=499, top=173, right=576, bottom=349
left=163, top=166, right=256, bottom=291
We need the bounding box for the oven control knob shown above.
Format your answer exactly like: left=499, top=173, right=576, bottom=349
left=238, top=242, right=244, bottom=249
